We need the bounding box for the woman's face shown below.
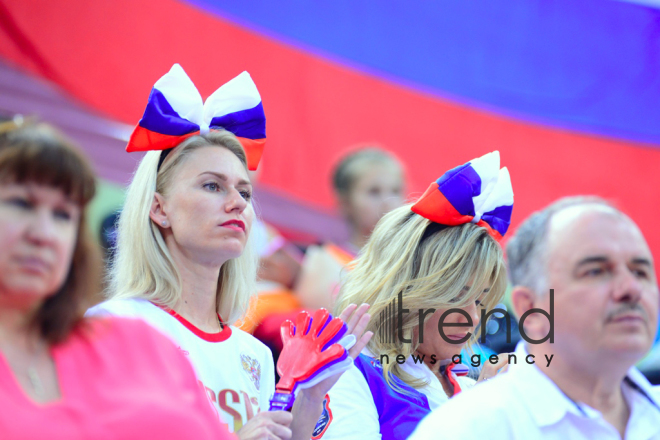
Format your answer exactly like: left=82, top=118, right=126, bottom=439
left=344, top=163, right=403, bottom=236
left=0, top=183, right=80, bottom=308
left=155, top=146, right=254, bottom=266
left=415, top=286, right=490, bottom=361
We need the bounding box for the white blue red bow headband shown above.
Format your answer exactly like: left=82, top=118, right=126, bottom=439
left=126, top=63, right=266, bottom=171
left=411, top=151, right=514, bottom=241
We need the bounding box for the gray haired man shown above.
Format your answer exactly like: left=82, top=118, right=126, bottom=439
left=410, top=197, right=660, bottom=439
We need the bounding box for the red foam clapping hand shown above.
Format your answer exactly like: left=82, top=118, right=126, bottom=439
left=275, top=309, right=347, bottom=394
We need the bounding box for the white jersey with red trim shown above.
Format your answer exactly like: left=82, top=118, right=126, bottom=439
left=87, top=298, right=275, bottom=434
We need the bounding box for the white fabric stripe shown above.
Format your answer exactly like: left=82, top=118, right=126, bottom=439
left=203, top=71, right=262, bottom=130
left=466, top=151, right=514, bottom=223
left=477, top=167, right=514, bottom=219
left=154, top=64, right=204, bottom=127
left=469, top=151, right=501, bottom=221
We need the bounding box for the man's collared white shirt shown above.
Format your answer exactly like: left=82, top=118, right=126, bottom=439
left=409, top=343, right=660, bottom=440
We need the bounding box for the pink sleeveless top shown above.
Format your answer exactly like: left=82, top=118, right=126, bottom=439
left=0, top=317, right=234, bottom=440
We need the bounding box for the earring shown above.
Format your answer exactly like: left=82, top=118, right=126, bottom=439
left=162, top=220, right=168, bottom=227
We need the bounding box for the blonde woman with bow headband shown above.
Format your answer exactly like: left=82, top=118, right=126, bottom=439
left=310, top=152, right=513, bottom=440
left=88, top=65, right=372, bottom=440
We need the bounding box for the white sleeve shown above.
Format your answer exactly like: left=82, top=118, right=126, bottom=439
left=86, top=299, right=141, bottom=319
left=85, top=301, right=117, bottom=317
left=260, top=344, right=276, bottom=412
left=313, top=365, right=381, bottom=440
left=85, top=300, right=179, bottom=346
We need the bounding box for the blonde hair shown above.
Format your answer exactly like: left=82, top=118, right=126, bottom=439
left=108, top=130, right=258, bottom=323
left=335, top=205, right=507, bottom=392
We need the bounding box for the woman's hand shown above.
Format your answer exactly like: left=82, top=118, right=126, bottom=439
left=236, top=410, right=293, bottom=440
left=297, top=303, right=373, bottom=402
left=338, top=303, right=373, bottom=359
left=476, top=354, right=510, bottom=383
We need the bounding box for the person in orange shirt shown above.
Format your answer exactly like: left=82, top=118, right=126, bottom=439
left=296, top=147, right=406, bottom=310
left=239, top=223, right=304, bottom=334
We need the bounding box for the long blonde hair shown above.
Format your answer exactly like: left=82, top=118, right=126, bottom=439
left=108, top=130, right=258, bottom=323
left=335, top=205, right=507, bottom=391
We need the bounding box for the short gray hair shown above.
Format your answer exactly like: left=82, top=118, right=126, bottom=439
left=506, top=196, right=614, bottom=296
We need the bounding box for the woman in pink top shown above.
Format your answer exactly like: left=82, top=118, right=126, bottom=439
left=0, top=120, right=232, bottom=439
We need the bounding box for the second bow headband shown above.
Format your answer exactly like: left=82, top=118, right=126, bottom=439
left=412, top=151, right=514, bottom=241
left=126, top=63, right=266, bottom=171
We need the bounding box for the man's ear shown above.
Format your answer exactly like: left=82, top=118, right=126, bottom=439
left=511, top=286, right=536, bottom=319
left=149, top=192, right=170, bottom=228
left=511, top=286, right=547, bottom=341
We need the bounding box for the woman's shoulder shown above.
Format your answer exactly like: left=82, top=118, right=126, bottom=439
left=333, top=360, right=373, bottom=392
left=347, top=354, right=397, bottom=394
left=86, top=297, right=157, bottom=318
left=228, top=325, right=273, bottom=359
left=76, top=315, right=172, bottom=348
left=67, top=316, right=190, bottom=373
left=60, top=317, right=217, bottom=411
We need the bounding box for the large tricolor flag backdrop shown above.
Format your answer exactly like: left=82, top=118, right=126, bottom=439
left=1, top=0, right=659, bottom=262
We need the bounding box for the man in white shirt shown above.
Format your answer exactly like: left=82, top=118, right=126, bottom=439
left=410, top=197, right=660, bottom=439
